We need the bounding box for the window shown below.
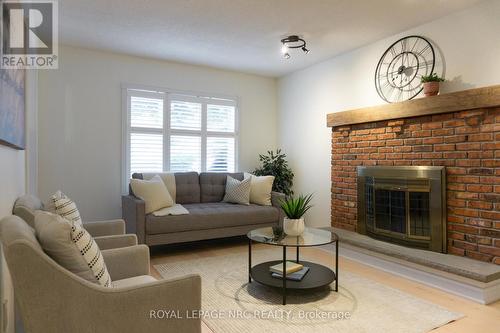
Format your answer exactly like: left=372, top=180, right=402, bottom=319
left=123, top=87, right=238, bottom=191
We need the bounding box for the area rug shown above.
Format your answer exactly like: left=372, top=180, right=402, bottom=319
left=154, top=249, right=463, bottom=333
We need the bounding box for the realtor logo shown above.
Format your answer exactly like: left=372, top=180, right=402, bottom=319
left=1, top=0, right=58, bottom=69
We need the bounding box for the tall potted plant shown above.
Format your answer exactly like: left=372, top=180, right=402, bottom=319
left=421, top=73, right=445, bottom=96
left=254, top=149, right=294, bottom=197
left=280, top=194, right=313, bottom=236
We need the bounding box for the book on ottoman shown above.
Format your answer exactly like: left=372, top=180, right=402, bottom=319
left=269, top=261, right=303, bottom=275
left=272, top=267, right=310, bottom=281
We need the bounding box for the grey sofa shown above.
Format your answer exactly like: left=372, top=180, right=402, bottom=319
left=0, top=215, right=201, bottom=333
left=13, top=194, right=137, bottom=250
left=122, top=172, right=285, bottom=246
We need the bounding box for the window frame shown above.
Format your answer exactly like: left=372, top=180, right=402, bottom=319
left=122, top=84, right=239, bottom=194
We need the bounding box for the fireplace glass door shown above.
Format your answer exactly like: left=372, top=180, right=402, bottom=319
left=357, top=166, right=446, bottom=253
left=365, top=178, right=430, bottom=240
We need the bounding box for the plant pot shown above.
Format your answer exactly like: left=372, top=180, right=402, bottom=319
left=423, top=82, right=440, bottom=96
left=283, top=217, right=305, bottom=236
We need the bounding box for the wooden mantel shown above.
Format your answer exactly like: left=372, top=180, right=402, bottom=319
left=327, top=84, right=500, bottom=127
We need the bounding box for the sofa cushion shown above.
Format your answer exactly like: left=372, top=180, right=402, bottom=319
left=174, top=172, right=201, bottom=204
left=200, top=172, right=243, bottom=203
left=146, top=202, right=279, bottom=234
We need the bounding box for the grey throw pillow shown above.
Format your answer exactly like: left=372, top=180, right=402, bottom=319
left=34, top=211, right=112, bottom=288
left=223, top=176, right=251, bottom=205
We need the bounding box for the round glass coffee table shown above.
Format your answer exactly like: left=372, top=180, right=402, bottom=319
left=247, top=226, right=339, bottom=305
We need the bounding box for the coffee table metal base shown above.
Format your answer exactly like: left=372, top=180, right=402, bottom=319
left=248, top=242, right=338, bottom=305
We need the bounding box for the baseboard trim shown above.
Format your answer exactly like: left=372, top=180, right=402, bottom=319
left=322, top=243, right=500, bottom=304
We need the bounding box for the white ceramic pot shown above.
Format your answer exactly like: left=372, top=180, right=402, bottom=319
left=283, top=217, right=305, bottom=236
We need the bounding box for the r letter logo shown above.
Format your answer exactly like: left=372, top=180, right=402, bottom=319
left=1, top=0, right=58, bottom=69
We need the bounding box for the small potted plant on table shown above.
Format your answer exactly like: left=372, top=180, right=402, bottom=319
left=280, top=194, right=313, bottom=236
left=421, top=73, right=445, bottom=96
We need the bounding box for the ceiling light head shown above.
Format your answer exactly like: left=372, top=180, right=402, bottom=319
left=281, top=44, right=289, bottom=54
left=280, top=35, right=309, bottom=59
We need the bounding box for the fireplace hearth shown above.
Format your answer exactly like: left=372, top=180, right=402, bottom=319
left=357, top=166, right=446, bottom=253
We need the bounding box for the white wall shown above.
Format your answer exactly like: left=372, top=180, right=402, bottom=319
left=0, top=148, right=25, bottom=217
left=0, top=147, right=25, bottom=333
left=38, top=46, right=278, bottom=220
left=0, top=68, right=37, bottom=333
left=278, top=0, right=500, bottom=227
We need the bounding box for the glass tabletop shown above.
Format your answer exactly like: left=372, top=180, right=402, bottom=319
left=247, top=227, right=338, bottom=247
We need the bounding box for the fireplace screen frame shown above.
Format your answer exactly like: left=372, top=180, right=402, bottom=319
left=357, top=166, right=447, bottom=253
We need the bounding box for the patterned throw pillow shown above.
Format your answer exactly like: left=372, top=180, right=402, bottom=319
left=51, top=190, right=83, bottom=227
left=70, top=220, right=112, bottom=288
left=223, top=176, right=251, bottom=205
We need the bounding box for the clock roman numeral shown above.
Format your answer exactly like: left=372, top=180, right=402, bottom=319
left=417, top=44, right=431, bottom=56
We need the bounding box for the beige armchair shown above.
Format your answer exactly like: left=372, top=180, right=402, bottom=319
left=13, top=194, right=137, bottom=249
left=0, top=215, right=201, bottom=333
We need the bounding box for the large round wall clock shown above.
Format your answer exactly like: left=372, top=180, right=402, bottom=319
left=375, top=35, right=435, bottom=103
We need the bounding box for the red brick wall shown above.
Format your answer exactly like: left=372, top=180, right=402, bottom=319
left=331, top=108, right=500, bottom=264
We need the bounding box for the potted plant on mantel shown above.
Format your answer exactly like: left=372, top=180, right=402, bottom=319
left=280, top=194, right=313, bottom=236
left=421, top=73, right=445, bottom=96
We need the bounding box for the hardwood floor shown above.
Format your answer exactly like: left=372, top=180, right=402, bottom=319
left=149, top=237, right=500, bottom=333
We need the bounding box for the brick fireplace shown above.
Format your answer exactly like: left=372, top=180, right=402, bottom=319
left=328, top=86, right=500, bottom=264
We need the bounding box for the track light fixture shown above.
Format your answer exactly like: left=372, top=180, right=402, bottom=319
left=280, top=35, right=309, bottom=59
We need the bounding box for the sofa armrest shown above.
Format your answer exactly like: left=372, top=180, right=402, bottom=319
left=94, top=234, right=138, bottom=250
left=84, top=219, right=126, bottom=237
left=271, top=191, right=286, bottom=225
left=271, top=191, right=286, bottom=207
left=101, top=274, right=201, bottom=333
left=101, top=245, right=150, bottom=280
left=122, top=195, right=146, bottom=244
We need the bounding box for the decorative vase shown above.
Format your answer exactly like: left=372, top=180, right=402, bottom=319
left=283, top=217, right=305, bottom=236
left=423, top=82, right=440, bottom=96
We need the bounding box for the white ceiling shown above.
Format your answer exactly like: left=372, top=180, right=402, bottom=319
left=60, top=0, right=484, bottom=77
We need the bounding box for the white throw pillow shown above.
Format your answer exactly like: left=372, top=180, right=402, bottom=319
left=244, top=173, right=275, bottom=206
left=223, top=176, right=251, bottom=205
left=50, top=190, right=83, bottom=227
left=35, top=211, right=112, bottom=288
left=130, top=175, right=174, bottom=214
left=142, top=172, right=177, bottom=204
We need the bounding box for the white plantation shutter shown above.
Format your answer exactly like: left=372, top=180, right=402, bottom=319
left=130, top=96, right=163, bottom=128
left=124, top=88, right=238, bottom=191
left=169, top=95, right=236, bottom=173
left=130, top=132, right=163, bottom=174
left=128, top=93, right=164, bottom=177
left=170, top=100, right=202, bottom=130
left=205, top=102, right=237, bottom=172
left=170, top=135, right=202, bottom=172
left=207, top=137, right=235, bottom=172
left=207, top=104, right=235, bottom=132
